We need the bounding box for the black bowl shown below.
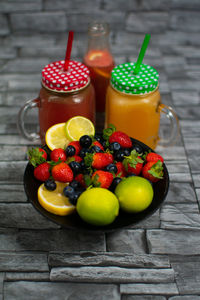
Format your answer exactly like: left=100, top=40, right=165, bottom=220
left=23, top=138, right=169, bottom=232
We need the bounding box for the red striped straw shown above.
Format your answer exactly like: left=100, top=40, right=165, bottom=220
left=64, top=31, right=74, bottom=71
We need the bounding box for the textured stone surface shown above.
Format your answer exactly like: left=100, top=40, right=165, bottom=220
left=122, top=296, right=166, bottom=300
left=0, top=253, right=48, bottom=271
left=171, top=258, right=200, bottom=294
left=126, top=13, right=169, bottom=33
left=160, top=203, right=200, bottom=229
left=106, top=229, right=146, bottom=254
left=147, top=230, right=200, bottom=255
left=0, top=0, right=42, bottom=12
left=1, top=2, right=200, bottom=299
left=169, top=296, right=200, bottom=300
left=0, top=203, right=59, bottom=229
left=5, top=272, right=50, bottom=281
left=4, top=282, right=120, bottom=300
left=0, top=14, right=9, bottom=35
left=120, top=283, right=178, bottom=295
left=50, top=266, right=175, bottom=283
left=0, top=184, right=27, bottom=202
left=16, top=229, right=106, bottom=252
left=10, top=12, right=67, bottom=33
left=48, top=252, right=170, bottom=268
left=164, top=182, right=197, bottom=204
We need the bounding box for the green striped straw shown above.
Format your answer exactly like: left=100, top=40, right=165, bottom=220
left=134, top=34, right=151, bottom=74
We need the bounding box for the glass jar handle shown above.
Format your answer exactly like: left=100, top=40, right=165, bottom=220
left=158, top=103, right=180, bottom=147
left=17, top=99, right=40, bottom=141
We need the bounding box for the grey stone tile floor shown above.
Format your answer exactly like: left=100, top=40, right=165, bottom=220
left=0, top=34, right=200, bottom=300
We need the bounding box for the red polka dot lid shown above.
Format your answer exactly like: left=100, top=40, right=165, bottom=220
left=42, top=60, right=90, bottom=92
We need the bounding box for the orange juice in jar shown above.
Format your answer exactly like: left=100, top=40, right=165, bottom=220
left=105, top=62, right=179, bottom=149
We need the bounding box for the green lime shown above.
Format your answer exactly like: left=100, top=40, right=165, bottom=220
left=76, top=187, right=119, bottom=226
left=115, top=176, right=154, bottom=213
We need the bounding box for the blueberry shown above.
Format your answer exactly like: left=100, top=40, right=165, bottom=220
left=104, top=163, right=118, bottom=173
left=68, top=161, right=81, bottom=175
left=68, top=194, right=78, bottom=205
left=114, top=149, right=126, bottom=162
left=109, top=142, right=121, bottom=152
left=79, top=135, right=92, bottom=148
left=79, top=148, right=91, bottom=158
left=131, top=143, right=144, bottom=155
left=126, top=173, right=136, bottom=177
left=69, top=180, right=81, bottom=189
left=109, top=177, right=122, bottom=192
left=80, top=160, right=86, bottom=169
left=44, top=179, right=56, bottom=191
left=102, top=140, right=108, bottom=149
left=94, top=133, right=104, bottom=144
left=65, top=145, right=76, bottom=157
left=63, top=186, right=75, bottom=198
left=90, top=145, right=102, bottom=153
left=124, top=148, right=131, bottom=156
left=80, top=160, right=90, bottom=174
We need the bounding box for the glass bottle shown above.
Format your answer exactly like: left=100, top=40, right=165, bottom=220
left=83, top=21, right=115, bottom=113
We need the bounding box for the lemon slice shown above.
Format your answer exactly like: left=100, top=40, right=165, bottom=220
left=38, top=181, right=76, bottom=216
left=65, top=116, right=95, bottom=141
left=45, top=123, right=70, bottom=150
left=89, top=51, right=103, bottom=61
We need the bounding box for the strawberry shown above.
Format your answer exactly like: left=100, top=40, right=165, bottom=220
left=50, top=148, right=66, bottom=162
left=34, top=162, right=50, bottom=181
left=123, top=150, right=144, bottom=175
left=105, top=152, right=114, bottom=164
left=109, top=131, right=132, bottom=148
left=146, top=152, right=164, bottom=163
left=66, top=155, right=83, bottom=164
left=71, top=155, right=82, bottom=163
left=75, top=174, right=86, bottom=187
left=92, top=170, right=113, bottom=189
left=103, top=124, right=132, bottom=148
left=28, top=147, right=47, bottom=167
left=115, top=161, right=127, bottom=177
left=92, top=140, right=104, bottom=151
left=68, top=141, right=81, bottom=155
left=52, top=162, right=73, bottom=183
left=84, top=152, right=112, bottom=170
left=142, top=160, right=164, bottom=183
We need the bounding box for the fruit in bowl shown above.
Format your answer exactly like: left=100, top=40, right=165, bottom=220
left=26, top=116, right=166, bottom=228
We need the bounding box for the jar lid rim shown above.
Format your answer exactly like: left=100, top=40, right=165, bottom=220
left=42, top=60, right=90, bottom=92
left=111, top=62, right=159, bottom=95
left=42, top=79, right=90, bottom=93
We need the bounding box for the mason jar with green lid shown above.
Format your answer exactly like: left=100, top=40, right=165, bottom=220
left=105, top=62, right=179, bottom=149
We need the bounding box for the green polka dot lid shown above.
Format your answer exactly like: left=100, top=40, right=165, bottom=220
left=111, top=62, right=159, bottom=95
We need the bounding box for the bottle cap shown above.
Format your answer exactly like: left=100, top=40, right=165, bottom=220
left=42, top=60, right=90, bottom=92
left=111, top=62, right=159, bottom=95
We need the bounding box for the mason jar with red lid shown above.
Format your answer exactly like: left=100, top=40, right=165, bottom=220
left=18, top=60, right=95, bottom=144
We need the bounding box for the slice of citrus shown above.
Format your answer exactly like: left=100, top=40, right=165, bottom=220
left=88, top=51, right=103, bottom=61
left=65, top=116, right=95, bottom=141
left=38, top=181, right=76, bottom=216
left=45, top=123, right=70, bottom=150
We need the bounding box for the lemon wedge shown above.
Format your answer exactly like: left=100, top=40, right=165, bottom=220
left=45, top=123, right=70, bottom=150
left=38, top=181, right=76, bottom=216
left=65, top=116, right=95, bottom=141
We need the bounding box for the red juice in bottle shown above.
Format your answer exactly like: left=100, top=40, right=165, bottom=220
left=83, top=22, right=114, bottom=113
left=83, top=49, right=114, bottom=112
